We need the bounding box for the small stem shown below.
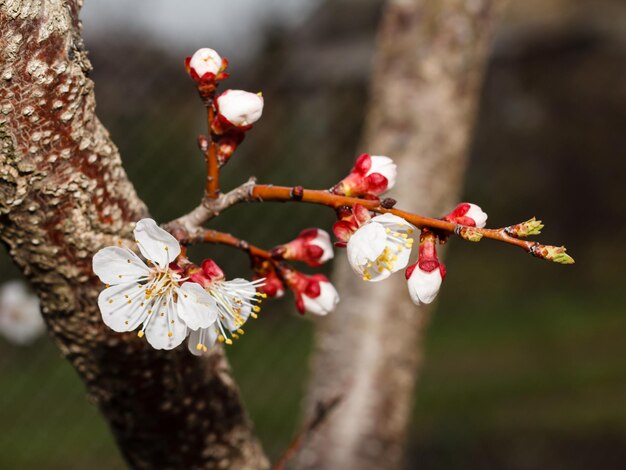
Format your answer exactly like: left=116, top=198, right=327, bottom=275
left=205, top=106, right=220, bottom=199
left=186, top=228, right=272, bottom=260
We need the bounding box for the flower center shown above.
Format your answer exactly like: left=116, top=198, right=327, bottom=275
left=361, top=227, right=414, bottom=281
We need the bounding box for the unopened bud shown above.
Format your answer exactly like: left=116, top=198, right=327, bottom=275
left=456, top=226, right=483, bottom=242
left=216, top=90, right=264, bottom=128
left=506, top=217, right=544, bottom=238
left=187, top=48, right=222, bottom=81
left=332, top=154, right=397, bottom=197
left=197, top=134, right=210, bottom=152
left=530, top=244, right=575, bottom=264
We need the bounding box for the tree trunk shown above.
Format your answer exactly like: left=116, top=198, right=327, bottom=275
left=297, top=1, right=506, bottom=469
left=0, top=1, right=267, bottom=468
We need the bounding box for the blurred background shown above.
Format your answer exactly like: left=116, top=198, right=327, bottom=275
left=1, top=0, right=625, bottom=468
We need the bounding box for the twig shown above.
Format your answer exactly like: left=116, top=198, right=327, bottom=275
left=165, top=181, right=573, bottom=264
left=183, top=227, right=272, bottom=260
left=205, top=106, right=220, bottom=199
left=248, top=185, right=535, bottom=252
left=273, top=395, right=343, bottom=470
left=165, top=177, right=256, bottom=233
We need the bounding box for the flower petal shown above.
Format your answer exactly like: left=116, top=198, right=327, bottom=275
left=407, top=268, right=442, bottom=305
left=370, top=213, right=412, bottom=228
left=188, top=326, right=219, bottom=356
left=177, top=282, right=219, bottom=330
left=346, top=222, right=386, bottom=270
left=220, top=279, right=256, bottom=330
left=134, top=218, right=181, bottom=267
left=98, top=283, right=151, bottom=332
left=144, top=296, right=188, bottom=350
left=93, top=246, right=150, bottom=285
left=302, top=281, right=339, bottom=315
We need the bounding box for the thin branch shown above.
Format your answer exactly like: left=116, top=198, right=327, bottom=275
left=205, top=106, right=220, bottom=199
left=184, top=227, right=272, bottom=260
left=166, top=182, right=573, bottom=264
left=248, top=185, right=534, bottom=252
left=273, top=395, right=343, bottom=470
left=165, top=177, right=256, bottom=233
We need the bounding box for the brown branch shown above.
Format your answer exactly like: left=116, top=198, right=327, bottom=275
left=248, top=185, right=537, bottom=253
left=184, top=228, right=272, bottom=260
left=168, top=182, right=572, bottom=264
left=205, top=106, right=220, bottom=199
left=166, top=177, right=257, bottom=233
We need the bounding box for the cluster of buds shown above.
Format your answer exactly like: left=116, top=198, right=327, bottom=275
left=186, top=48, right=264, bottom=166
left=326, top=155, right=495, bottom=305
left=249, top=229, right=338, bottom=316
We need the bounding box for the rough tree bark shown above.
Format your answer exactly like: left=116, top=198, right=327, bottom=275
left=0, top=1, right=267, bottom=469
left=298, top=1, right=506, bottom=469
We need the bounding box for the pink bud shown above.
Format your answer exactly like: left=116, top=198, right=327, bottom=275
left=215, top=90, right=264, bottom=128
left=332, top=204, right=372, bottom=245
left=201, top=259, right=225, bottom=281
left=405, top=230, right=445, bottom=305
left=332, top=154, right=397, bottom=197
left=252, top=261, right=285, bottom=299
left=284, top=271, right=339, bottom=315
left=254, top=271, right=284, bottom=299
left=275, top=228, right=334, bottom=267
left=443, top=203, right=488, bottom=228
left=186, top=48, right=223, bottom=81
left=405, top=262, right=445, bottom=306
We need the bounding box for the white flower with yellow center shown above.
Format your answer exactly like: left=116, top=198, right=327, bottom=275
left=188, top=278, right=266, bottom=354
left=93, top=219, right=218, bottom=350
left=346, top=213, right=415, bottom=282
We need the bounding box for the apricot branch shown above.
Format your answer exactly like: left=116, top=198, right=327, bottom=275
left=93, top=46, right=573, bottom=356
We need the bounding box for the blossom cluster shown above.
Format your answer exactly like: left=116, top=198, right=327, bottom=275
left=93, top=219, right=265, bottom=354
left=92, top=47, right=492, bottom=355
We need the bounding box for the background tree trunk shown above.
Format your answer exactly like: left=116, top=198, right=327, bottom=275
left=297, top=1, right=506, bottom=468
left=0, top=1, right=267, bottom=468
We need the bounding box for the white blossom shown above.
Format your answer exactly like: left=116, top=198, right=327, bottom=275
left=188, top=278, right=265, bottom=354
left=347, top=213, right=415, bottom=282
left=93, top=218, right=217, bottom=350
